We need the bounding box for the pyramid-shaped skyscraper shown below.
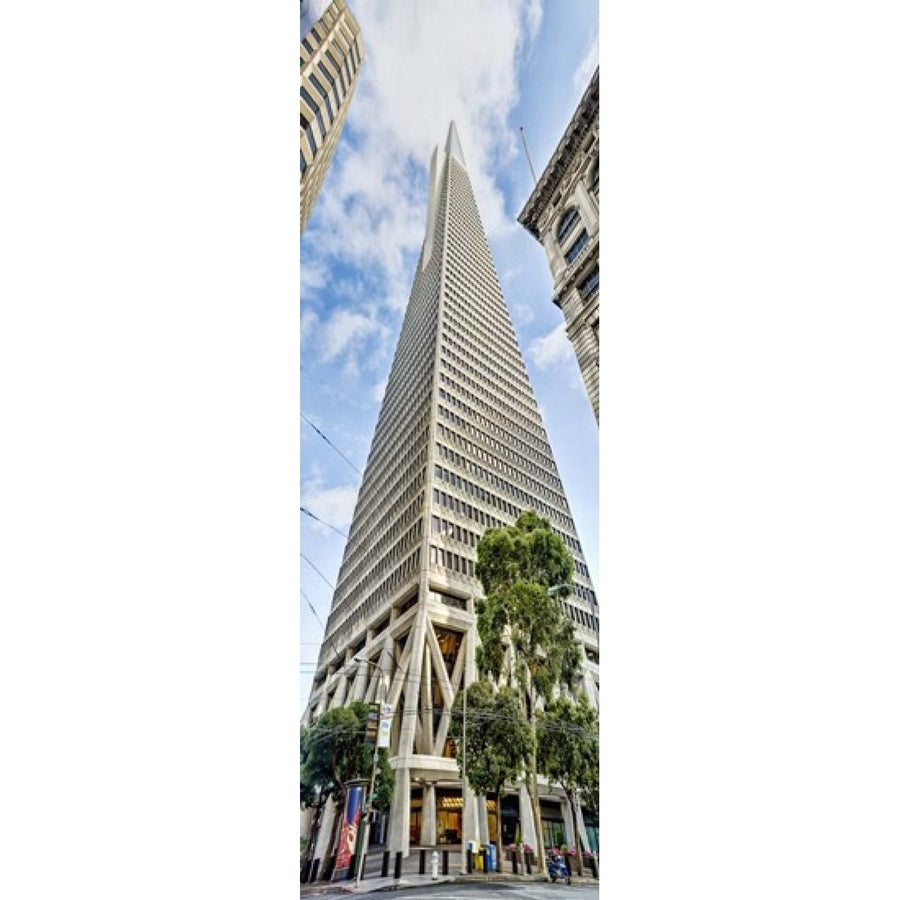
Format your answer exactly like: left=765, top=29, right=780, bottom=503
left=302, top=123, right=598, bottom=866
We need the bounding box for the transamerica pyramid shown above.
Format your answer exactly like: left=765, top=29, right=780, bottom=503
left=301, top=123, right=599, bottom=871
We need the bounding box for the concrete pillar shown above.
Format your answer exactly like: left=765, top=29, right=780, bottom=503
left=388, top=766, right=411, bottom=854
left=421, top=782, right=437, bottom=846
left=462, top=780, right=480, bottom=846
left=477, top=795, right=489, bottom=847
left=561, top=796, right=576, bottom=846
left=518, top=783, right=537, bottom=850
left=315, top=795, right=339, bottom=860
left=331, top=672, right=349, bottom=708
left=574, top=801, right=591, bottom=853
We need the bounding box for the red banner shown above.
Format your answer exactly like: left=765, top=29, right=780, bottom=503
left=332, top=784, right=364, bottom=880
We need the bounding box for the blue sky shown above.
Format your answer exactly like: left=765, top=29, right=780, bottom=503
left=300, top=0, right=599, bottom=707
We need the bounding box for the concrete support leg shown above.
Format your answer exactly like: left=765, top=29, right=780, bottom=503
left=315, top=795, right=339, bottom=860
left=477, top=795, right=489, bottom=848
left=421, top=782, right=437, bottom=846
left=518, top=783, right=537, bottom=850
left=388, top=767, right=411, bottom=856
left=462, top=780, right=480, bottom=847
left=574, top=801, right=591, bottom=853
left=562, top=797, right=576, bottom=847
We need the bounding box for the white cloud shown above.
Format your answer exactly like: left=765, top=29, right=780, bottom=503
left=300, top=257, right=327, bottom=298
left=301, top=476, right=359, bottom=534
left=304, top=0, right=542, bottom=302
left=513, top=302, right=535, bottom=325
left=529, top=322, right=574, bottom=370
left=572, top=27, right=599, bottom=98
left=370, top=377, right=388, bottom=404
left=319, top=308, right=387, bottom=365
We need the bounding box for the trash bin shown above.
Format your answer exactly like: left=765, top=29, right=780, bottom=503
left=473, top=843, right=483, bottom=871
left=486, top=843, right=497, bottom=872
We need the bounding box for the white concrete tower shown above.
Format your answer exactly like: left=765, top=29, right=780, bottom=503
left=302, top=123, right=599, bottom=866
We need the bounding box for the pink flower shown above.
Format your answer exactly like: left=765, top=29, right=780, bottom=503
left=523, top=844, right=533, bottom=853
left=567, top=847, right=576, bottom=855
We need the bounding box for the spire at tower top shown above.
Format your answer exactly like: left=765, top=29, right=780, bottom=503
left=445, top=120, right=466, bottom=166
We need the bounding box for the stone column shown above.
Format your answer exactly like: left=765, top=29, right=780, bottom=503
left=315, top=795, right=339, bottom=861
left=561, top=796, right=576, bottom=847
left=388, top=766, right=411, bottom=854
left=462, top=780, right=480, bottom=846
left=477, top=795, right=489, bottom=848
left=518, top=783, right=538, bottom=850
left=421, top=782, right=437, bottom=846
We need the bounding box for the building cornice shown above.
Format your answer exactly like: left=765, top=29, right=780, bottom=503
left=518, top=68, right=598, bottom=241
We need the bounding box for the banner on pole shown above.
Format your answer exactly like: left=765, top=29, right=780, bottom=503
left=332, top=784, right=364, bottom=881
left=377, top=702, right=392, bottom=748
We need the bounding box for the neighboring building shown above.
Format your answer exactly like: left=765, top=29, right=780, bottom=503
left=301, top=123, right=599, bottom=871
left=300, top=0, right=364, bottom=233
left=518, top=69, right=599, bottom=423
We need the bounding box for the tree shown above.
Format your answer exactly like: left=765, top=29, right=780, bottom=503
left=450, top=680, right=532, bottom=873
left=536, top=693, right=599, bottom=874
left=300, top=702, right=395, bottom=864
left=475, top=511, right=583, bottom=874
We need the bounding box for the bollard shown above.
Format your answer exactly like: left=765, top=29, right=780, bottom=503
left=310, top=858, right=320, bottom=882
left=480, top=848, right=487, bottom=873
left=356, top=853, right=366, bottom=881
left=419, top=848, right=426, bottom=874
left=300, top=860, right=310, bottom=884
left=442, top=850, right=449, bottom=875
left=431, top=850, right=440, bottom=880
left=348, top=854, right=356, bottom=880
left=394, top=852, right=402, bottom=879
left=525, top=854, right=531, bottom=875
left=466, top=848, right=474, bottom=874
left=512, top=851, right=518, bottom=875
left=381, top=851, right=390, bottom=877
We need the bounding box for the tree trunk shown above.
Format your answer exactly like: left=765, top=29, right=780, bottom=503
left=528, top=734, right=546, bottom=875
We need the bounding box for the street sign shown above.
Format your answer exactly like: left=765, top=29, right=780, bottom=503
left=364, top=703, right=379, bottom=745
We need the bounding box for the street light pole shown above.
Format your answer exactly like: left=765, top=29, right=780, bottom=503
left=354, top=660, right=387, bottom=887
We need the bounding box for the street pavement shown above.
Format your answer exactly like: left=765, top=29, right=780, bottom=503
left=300, top=874, right=598, bottom=898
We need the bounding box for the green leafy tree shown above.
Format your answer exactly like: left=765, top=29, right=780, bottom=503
left=450, top=680, right=532, bottom=873
left=475, top=511, right=582, bottom=874
left=536, top=693, right=599, bottom=874
left=300, top=702, right=394, bottom=862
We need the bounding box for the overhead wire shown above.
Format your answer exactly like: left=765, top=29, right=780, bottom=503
left=301, top=411, right=363, bottom=477
left=301, top=506, right=349, bottom=539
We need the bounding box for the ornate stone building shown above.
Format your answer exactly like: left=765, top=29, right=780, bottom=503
left=300, top=0, right=364, bottom=233
left=301, top=123, right=599, bottom=870
left=518, top=69, right=599, bottom=422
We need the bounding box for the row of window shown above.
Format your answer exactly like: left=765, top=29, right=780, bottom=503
left=327, top=545, right=422, bottom=657
left=439, top=346, right=541, bottom=433
left=436, top=408, right=573, bottom=526
left=431, top=514, right=479, bottom=549
left=429, top=544, right=476, bottom=578
left=441, top=302, right=533, bottom=411
left=433, top=487, right=507, bottom=532
left=435, top=397, right=564, bottom=511
left=578, top=267, right=599, bottom=300
left=565, top=228, right=590, bottom=265
left=564, top=601, right=598, bottom=634
left=434, top=421, right=574, bottom=535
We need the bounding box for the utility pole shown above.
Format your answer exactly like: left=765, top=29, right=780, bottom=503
left=460, top=672, right=467, bottom=874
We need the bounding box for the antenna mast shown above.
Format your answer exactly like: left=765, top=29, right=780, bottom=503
left=519, top=126, right=538, bottom=186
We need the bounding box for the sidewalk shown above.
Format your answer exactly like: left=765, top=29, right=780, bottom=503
left=300, top=875, right=456, bottom=895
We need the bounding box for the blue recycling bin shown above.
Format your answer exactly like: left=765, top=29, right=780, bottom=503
left=486, top=843, right=497, bottom=872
